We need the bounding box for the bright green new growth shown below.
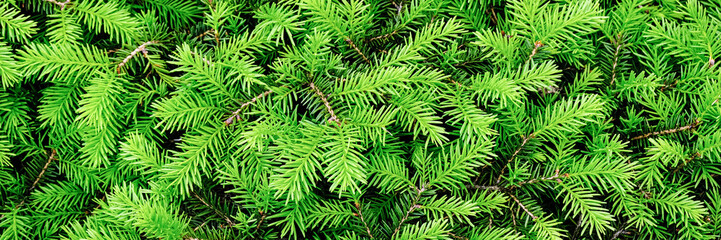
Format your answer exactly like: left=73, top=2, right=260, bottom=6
left=0, top=0, right=720, bottom=239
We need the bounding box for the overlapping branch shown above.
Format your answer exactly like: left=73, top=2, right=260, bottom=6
left=224, top=90, right=273, bottom=125
left=630, top=119, right=700, bottom=140
left=310, top=82, right=341, bottom=125
left=117, top=40, right=159, bottom=73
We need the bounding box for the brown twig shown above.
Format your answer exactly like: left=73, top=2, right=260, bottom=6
left=46, top=0, right=70, bottom=10
left=193, top=221, right=207, bottom=231
left=672, top=152, right=702, bottom=174
left=195, top=30, right=214, bottom=40
left=609, top=222, right=630, bottom=240
left=309, top=82, right=341, bottom=126
left=345, top=38, right=371, bottom=64
left=508, top=192, right=537, bottom=220
left=392, top=185, right=425, bottom=237
left=497, top=134, right=534, bottom=184
left=12, top=149, right=58, bottom=211
left=354, top=202, right=374, bottom=239
left=448, top=232, right=468, bottom=240
left=191, top=191, right=235, bottom=227
left=527, top=41, right=543, bottom=62
left=487, top=8, right=498, bottom=26
left=467, top=185, right=501, bottom=191
left=367, top=30, right=398, bottom=42
left=255, top=210, right=267, bottom=231
left=117, top=41, right=159, bottom=73
left=224, top=90, right=274, bottom=125
left=630, top=119, right=700, bottom=141
left=609, top=34, right=623, bottom=86
left=508, top=169, right=568, bottom=190
left=189, top=51, right=213, bottom=66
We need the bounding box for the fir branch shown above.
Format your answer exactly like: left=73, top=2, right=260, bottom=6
left=630, top=119, right=701, bottom=140
left=117, top=40, right=159, bottom=73
left=367, top=30, right=398, bottom=42
left=345, top=38, right=370, bottom=64
left=45, top=0, right=70, bottom=10
left=527, top=41, right=543, bottom=61
left=310, top=82, right=341, bottom=125
left=13, top=149, right=57, bottom=211
left=671, top=152, right=702, bottom=174
left=191, top=191, right=234, bottom=227
left=224, top=90, right=273, bottom=125
left=392, top=185, right=426, bottom=237
left=354, top=201, right=374, bottom=239
left=609, top=34, right=623, bottom=85
left=508, top=192, right=537, bottom=220
left=497, top=134, right=534, bottom=184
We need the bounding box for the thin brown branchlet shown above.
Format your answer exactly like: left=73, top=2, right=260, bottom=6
left=46, top=0, right=70, bottom=10
left=609, top=222, right=631, bottom=240
left=367, top=30, right=398, bottom=42
left=448, top=232, right=468, bottom=240
left=224, top=90, right=274, bottom=126
left=672, top=152, right=702, bottom=174
left=191, top=191, right=235, bottom=227
left=189, top=50, right=213, bottom=66
left=630, top=118, right=700, bottom=141
left=470, top=169, right=568, bottom=191
left=497, top=133, right=534, bottom=184
left=609, top=34, right=624, bottom=86
left=310, top=82, right=341, bottom=126
left=468, top=170, right=568, bottom=223
left=508, top=192, right=537, bottom=220
left=392, top=185, right=426, bottom=238
left=509, top=169, right=568, bottom=190
left=354, top=201, right=374, bottom=239
left=6, top=149, right=57, bottom=214
left=255, top=209, right=267, bottom=231
left=345, top=38, right=371, bottom=64
left=117, top=41, right=159, bottom=73
left=527, top=41, right=543, bottom=62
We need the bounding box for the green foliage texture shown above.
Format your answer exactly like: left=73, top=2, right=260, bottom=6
left=1, top=0, right=721, bottom=239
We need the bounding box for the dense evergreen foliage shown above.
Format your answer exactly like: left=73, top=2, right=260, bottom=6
left=1, top=0, right=721, bottom=239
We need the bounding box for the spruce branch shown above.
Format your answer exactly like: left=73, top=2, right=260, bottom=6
left=117, top=40, right=159, bottom=73
left=609, top=34, right=623, bottom=85
left=11, top=149, right=57, bottom=211
left=345, top=38, right=370, bottom=64
left=508, top=169, right=569, bottom=190
left=497, top=134, right=534, bottom=184
left=671, top=152, right=702, bottom=174
left=392, top=185, right=426, bottom=237
left=508, top=192, right=537, bottom=220
left=527, top=41, right=543, bottom=61
left=367, top=30, right=398, bottom=42
left=191, top=191, right=235, bottom=227
left=224, top=90, right=273, bottom=125
left=630, top=119, right=700, bottom=140
left=45, top=0, right=71, bottom=10
left=354, top=201, right=374, bottom=239
left=310, top=82, right=341, bottom=125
